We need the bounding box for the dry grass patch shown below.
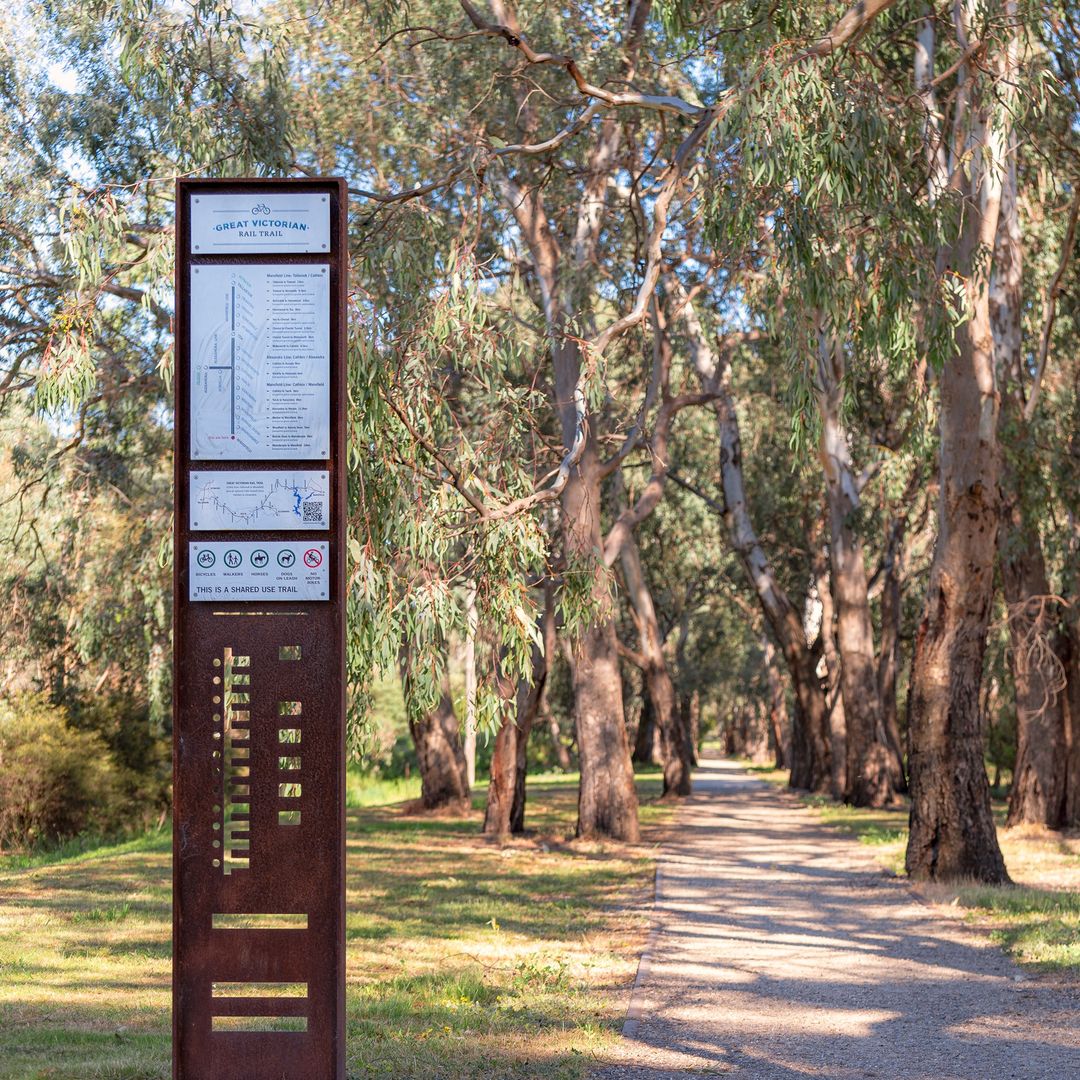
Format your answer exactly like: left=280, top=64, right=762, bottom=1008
left=0, top=772, right=671, bottom=1079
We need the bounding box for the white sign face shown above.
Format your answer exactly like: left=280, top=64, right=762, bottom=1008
left=189, top=541, right=329, bottom=602
left=190, top=265, right=330, bottom=460
left=190, top=192, right=330, bottom=253
left=189, top=470, right=329, bottom=531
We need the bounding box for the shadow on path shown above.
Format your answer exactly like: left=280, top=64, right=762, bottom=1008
left=592, top=757, right=1080, bottom=1080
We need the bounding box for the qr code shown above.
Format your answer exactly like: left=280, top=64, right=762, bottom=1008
left=302, top=500, right=324, bottom=523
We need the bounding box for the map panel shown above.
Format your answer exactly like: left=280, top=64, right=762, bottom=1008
left=190, top=265, right=330, bottom=461
left=189, top=470, right=329, bottom=531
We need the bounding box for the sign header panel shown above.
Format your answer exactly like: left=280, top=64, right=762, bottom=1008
left=189, top=191, right=331, bottom=253
left=189, top=264, right=330, bottom=460
left=190, top=470, right=330, bottom=531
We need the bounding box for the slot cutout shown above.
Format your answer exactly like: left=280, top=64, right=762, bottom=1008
left=212, top=982, right=307, bottom=998
left=211, top=1016, right=306, bottom=1033
left=212, top=913, right=307, bottom=930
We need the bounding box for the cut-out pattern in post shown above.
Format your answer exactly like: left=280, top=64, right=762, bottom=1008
left=277, top=683, right=304, bottom=831
left=221, top=649, right=252, bottom=875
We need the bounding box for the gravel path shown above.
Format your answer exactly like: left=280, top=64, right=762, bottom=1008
left=593, top=756, right=1079, bottom=1080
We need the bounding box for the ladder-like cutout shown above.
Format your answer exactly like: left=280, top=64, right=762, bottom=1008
left=220, top=649, right=252, bottom=875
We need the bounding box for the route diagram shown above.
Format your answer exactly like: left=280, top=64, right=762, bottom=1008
left=190, top=471, right=328, bottom=531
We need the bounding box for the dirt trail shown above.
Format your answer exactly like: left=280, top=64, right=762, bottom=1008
left=593, top=756, right=1079, bottom=1079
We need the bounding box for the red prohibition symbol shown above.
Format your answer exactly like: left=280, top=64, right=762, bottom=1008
left=303, top=548, right=324, bottom=569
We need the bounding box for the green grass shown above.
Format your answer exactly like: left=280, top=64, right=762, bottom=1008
left=0, top=770, right=670, bottom=1079
left=345, top=769, right=422, bottom=808
left=955, top=884, right=1080, bottom=971
left=0, top=825, right=171, bottom=873
left=741, top=758, right=1080, bottom=974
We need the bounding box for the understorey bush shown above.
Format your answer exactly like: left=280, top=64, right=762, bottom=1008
left=0, top=694, right=131, bottom=850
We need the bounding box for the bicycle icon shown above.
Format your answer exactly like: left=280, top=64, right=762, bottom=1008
left=196, top=550, right=215, bottom=568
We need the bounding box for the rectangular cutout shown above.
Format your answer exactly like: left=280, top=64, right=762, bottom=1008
left=278, top=701, right=302, bottom=716
left=212, top=913, right=308, bottom=930
left=279, top=756, right=301, bottom=770
left=279, top=645, right=302, bottom=661
left=212, top=982, right=308, bottom=998
left=279, top=728, right=301, bottom=744
left=211, top=1016, right=307, bottom=1033
left=279, top=810, right=302, bottom=826
left=233, top=655, right=251, bottom=667
left=279, top=783, right=302, bottom=798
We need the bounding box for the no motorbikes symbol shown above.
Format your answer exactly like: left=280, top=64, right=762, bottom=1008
left=304, top=548, right=323, bottom=568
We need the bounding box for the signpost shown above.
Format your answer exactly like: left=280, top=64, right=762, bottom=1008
left=173, top=178, right=347, bottom=1080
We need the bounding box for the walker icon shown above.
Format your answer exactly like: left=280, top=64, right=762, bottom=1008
left=223, top=549, right=242, bottom=569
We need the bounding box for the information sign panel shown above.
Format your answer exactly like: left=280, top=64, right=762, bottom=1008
left=190, top=264, right=330, bottom=460
left=189, top=470, right=330, bottom=532
left=189, top=541, right=329, bottom=601
left=173, top=178, right=346, bottom=1080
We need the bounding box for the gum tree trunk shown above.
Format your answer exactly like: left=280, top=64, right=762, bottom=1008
left=620, top=533, right=692, bottom=796
left=400, top=647, right=471, bottom=812
left=991, top=141, right=1069, bottom=828
left=762, top=635, right=791, bottom=769
left=564, top=444, right=640, bottom=841
left=812, top=545, right=847, bottom=797
left=483, top=660, right=546, bottom=836
left=905, top=40, right=1010, bottom=879
left=815, top=335, right=899, bottom=807
left=878, top=511, right=909, bottom=792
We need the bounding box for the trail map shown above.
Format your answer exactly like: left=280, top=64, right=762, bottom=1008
left=189, top=471, right=329, bottom=531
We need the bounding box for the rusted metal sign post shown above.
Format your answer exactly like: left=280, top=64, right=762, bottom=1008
left=173, top=177, right=347, bottom=1079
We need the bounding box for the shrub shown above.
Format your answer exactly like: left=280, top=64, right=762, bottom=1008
left=0, top=694, right=128, bottom=850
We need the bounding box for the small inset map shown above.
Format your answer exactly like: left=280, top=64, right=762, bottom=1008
left=190, top=471, right=329, bottom=531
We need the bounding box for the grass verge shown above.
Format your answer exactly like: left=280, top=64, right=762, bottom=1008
left=741, top=759, right=1080, bottom=975
left=0, top=770, right=671, bottom=1080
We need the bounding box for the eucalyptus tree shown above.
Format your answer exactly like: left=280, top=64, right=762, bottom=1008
left=986, top=8, right=1080, bottom=829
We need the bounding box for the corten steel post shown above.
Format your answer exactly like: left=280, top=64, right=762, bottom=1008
left=173, top=178, right=347, bottom=1080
